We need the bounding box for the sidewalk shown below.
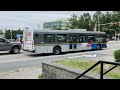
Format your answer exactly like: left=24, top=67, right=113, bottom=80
left=107, top=40, right=120, bottom=44
left=0, top=67, right=42, bottom=79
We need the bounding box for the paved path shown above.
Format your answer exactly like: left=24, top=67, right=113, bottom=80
left=0, top=67, right=42, bottom=79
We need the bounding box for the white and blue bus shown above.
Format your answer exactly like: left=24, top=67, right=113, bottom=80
left=22, top=29, right=107, bottom=55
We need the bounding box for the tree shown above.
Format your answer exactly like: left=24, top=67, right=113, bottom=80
left=111, top=11, right=120, bottom=33
left=68, top=11, right=120, bottom=40
left=53, top=25, right=62, bottom=30
left=0, top=30, right=4, bottom=35
left=5, top=29, right=23, bottom=39
left=93, top=11, right=103, bottom=31
left=5, top=30, right=11, bottom=39
left=79, top=13, right=93, bottom=31
left=68, top=13, right=94, bottom=31
left=68, top=14, right=79, bottom=29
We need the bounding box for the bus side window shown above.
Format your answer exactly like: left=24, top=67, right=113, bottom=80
left=57, top=34, right=67, bottom=43
left=88, top=35, right=94, bottom=42
left=95, top=34, right=101, bottom=42
left=35, top=34, right=39, bottom=38
left=44, top=34, right=55, bottom=43
left=79, top=35, right=86, bottom=43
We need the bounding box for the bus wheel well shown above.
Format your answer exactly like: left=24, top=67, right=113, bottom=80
left=53, top=45, right=61, bottom=55
left=97, top=44, right=101, bottom=50
left=54, top=45, right=61, bottom=48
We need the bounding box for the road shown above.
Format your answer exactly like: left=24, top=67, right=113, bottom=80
left=0, top=41, right=120, bottom=72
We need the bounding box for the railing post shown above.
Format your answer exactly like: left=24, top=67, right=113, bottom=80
left=100, top=62, right=104, bottom=79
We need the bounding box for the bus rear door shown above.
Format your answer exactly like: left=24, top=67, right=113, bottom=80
left=69, top=35, right=77, bottom=50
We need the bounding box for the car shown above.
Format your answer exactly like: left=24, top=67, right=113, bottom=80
left=0, top=38, right=21, bottom=54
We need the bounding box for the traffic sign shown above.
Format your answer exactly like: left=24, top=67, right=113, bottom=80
left=16, top=34, right=20, bottom=38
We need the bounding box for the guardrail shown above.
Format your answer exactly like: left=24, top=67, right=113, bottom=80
left=76, top=61, right=120, bottom=79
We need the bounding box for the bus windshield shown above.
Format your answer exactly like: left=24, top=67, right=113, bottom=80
left=96, top=34, right=107, bottom=43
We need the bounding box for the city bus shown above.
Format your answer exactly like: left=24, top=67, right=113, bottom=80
left=22, top=29, right=107, bottom=55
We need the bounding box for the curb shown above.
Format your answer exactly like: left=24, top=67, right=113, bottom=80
left=107, top=41, right=120, bottom=44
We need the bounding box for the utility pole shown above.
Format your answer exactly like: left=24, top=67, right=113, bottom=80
left=115, top=29, right=117, bottom=41
left=106, top=28, right=116, bottom=41
left=98, top=12, right=100, bottom=31
left=11, top=30, right=12, bottom=42
left=97, top=21, right=120, bottom=41
left=38, top=24, right=40, bottom=29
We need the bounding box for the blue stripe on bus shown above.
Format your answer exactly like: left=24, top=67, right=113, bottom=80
left=91, top=44, right=97, bottom=49
left=35, top=43, right=107, bottom=49
left=101, top=44, right=107, bottom=48
left=91, top=44, right=107, bottom=49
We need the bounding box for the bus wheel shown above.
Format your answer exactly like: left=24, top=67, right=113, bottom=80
left=97, top=45, right=101, bottom=50
left=53, top=47, right=61, bottom=55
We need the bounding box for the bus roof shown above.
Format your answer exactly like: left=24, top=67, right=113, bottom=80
left=33, top=29, right=106, bottom=34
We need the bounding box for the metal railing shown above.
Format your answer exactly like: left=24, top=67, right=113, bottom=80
left=76, top=61, right=120, bottom=79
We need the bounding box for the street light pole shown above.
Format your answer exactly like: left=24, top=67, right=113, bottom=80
left=38, top=24, right=40, bottom=29
left=11, top=30, right=12, bottom=42
left=106, top=29, right=116, bottom=41
left=115, top=30, right=116, bottom=41
left=98, top=14, right=100, bottom=31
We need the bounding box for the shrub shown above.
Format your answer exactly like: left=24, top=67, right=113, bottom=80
left=114, top=49, right=120, bottom=62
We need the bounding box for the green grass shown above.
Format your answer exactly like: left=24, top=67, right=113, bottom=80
left=38, top=74, right=43, bottom=79
left=37, top=66, right=42, bottom=68
left=56, top=59, right=120, bottom=79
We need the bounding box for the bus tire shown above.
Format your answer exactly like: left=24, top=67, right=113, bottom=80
left=53, top=46, right=61, bottom=55
left=96, top=44, right=101, bottom=50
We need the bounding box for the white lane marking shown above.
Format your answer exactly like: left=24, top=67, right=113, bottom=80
left=68, top=56, right=83, bottom=58
left=0, top=52, right=97, bottom=64
left=68, top=54, right=97, bottom=58
left=82, top=54, right=97, bottom=57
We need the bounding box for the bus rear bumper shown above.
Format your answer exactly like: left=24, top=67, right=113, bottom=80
left=91, top=44, right=107, bottom=49
left=22, top=49, right=35, bottom=53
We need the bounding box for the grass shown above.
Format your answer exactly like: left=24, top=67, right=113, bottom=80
left=38, top=74, right=43, bottom=79
left=56, top=59, right=120, bottom=79
left=37, top=66, right=42, bottom=68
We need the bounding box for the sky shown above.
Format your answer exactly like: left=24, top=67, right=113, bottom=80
left=0, top=11, right=106, bottom=30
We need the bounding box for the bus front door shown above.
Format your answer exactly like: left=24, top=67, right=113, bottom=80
left=69, top=35, right=77, bottom=50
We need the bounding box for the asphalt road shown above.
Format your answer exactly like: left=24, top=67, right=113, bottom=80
left=0, top=41, right=120, bottom=72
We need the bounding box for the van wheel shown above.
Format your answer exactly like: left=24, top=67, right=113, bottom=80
left=53, top=47, right=61, bottom=55
left=97, top=45, right=101, bottom=50
left=12, top=47, right=20, bottom=54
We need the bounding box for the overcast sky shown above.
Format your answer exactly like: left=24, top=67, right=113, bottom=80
left=0, top=11, right=107, bottom=30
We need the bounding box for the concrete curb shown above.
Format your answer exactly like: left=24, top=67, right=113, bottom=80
left=107, top=41, right=120, bottom=44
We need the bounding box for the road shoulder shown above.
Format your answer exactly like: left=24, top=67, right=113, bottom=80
left=0, top=67, right=42, bottom=79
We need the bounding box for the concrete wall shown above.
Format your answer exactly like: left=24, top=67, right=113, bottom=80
left=42, top=62, right=103, bottom=79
